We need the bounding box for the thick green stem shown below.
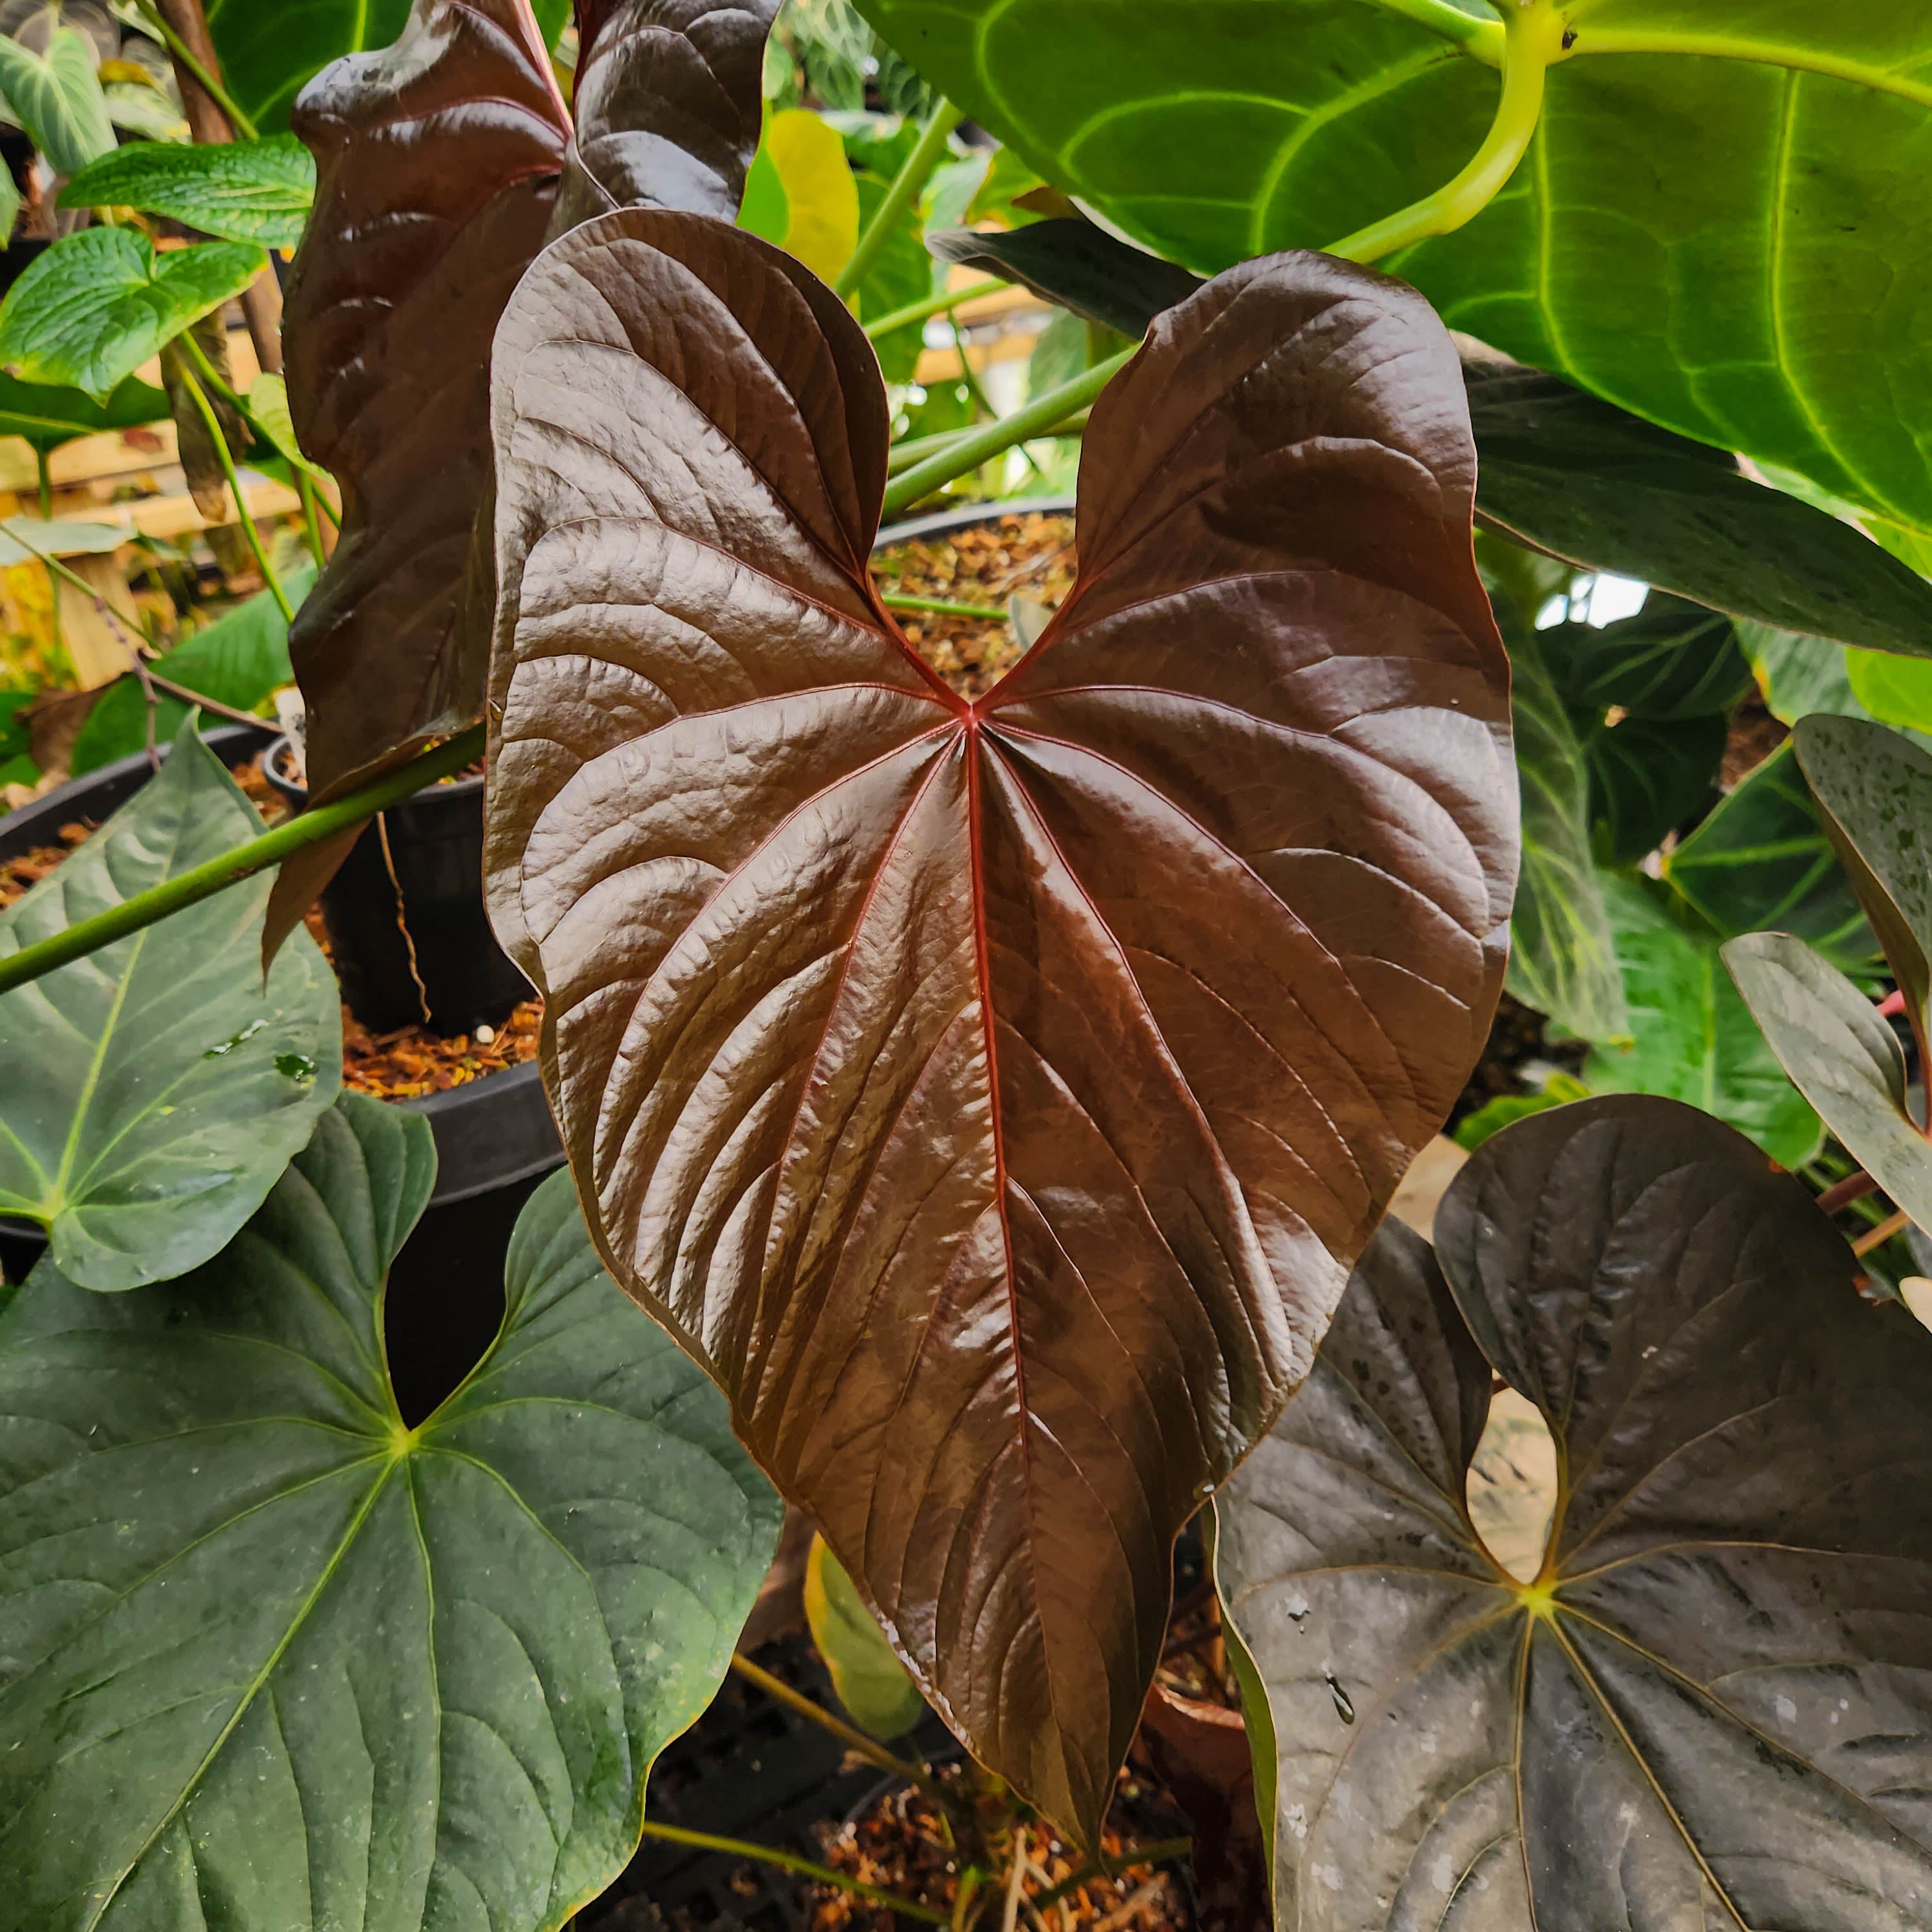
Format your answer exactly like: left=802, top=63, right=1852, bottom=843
left=0, top=724, right=486, bottom=999
left=176, top=364, right=294, bottom=622
left=134, top=0, right=258, bottom=138
left=1325, top=0, right=1565, bottom=265
left=296, top=470, right=327, bottom=568
left=635, top=1820, right=949, bottom=1924
left=881, top=592, right=1006, bottom=621
left=34, top=447, right=52, bottom=520
left=836, top=98, right=964, bottom=300
left=866, top=285, right=969, bottom=341
left=883, top=349, right=1131, bottom=517
left=887, top=410, right=1087, bottom=477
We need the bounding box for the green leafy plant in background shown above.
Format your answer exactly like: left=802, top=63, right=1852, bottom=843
left=59, top=130, right=315, bottom=243
left=804, top=1536, right=928, bottom=1740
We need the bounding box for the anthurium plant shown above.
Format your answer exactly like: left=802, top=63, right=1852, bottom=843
left=2, top=1, right=1932, bottom=1927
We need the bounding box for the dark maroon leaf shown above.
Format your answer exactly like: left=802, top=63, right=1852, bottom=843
left=482, top=209, right=1516, bottom=1842
left=555, top=0, right=778, bottom=233
left=283, top=0, right=570, bottom=805
left=1217, top=1094, right=1932, bottom=1927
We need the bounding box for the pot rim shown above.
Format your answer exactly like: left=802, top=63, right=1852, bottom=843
left=871, top=495, right=1074, bottom=553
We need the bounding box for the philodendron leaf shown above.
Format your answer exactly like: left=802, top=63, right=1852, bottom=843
left=484, top=210, right=1517, bottom=1842
left=0, top=229, right=266, bottom=400
left=1584, top=711, right=1726, bottom=865
left=0, top=371, right=168, bottom=453
left=1665, top=741, right=1878, bottom=975
left=0, top=1095, right=784, bottom=1930
left=805, top=1536, right=926, bottom=1739
left=1541, top=595, right=1752, bottom=721
left=1217, top=1094, right=1932, bottom=1928
left=0, top=719, right=340, bottom=1292
left=282, top=0, right=570, bottom=805
left=59, top=132, right=316, bottom=247
left=1586, top=871, right=1820, bottom=1167
left=1506, top=621, right=1626, bottom=1040
left=206, top=0, right=412, bottom=133
left=918, top=214, right=1932, bottom=655
left=1794, top=714, right=1932, bottom=1051
left=0, top=23, right=115, bottom=176
left=1726, top=932, right=1932, bottom=1233
left=854, top=1, right=1932, bottom=547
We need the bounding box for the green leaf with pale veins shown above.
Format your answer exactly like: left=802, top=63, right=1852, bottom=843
left=0, top=24, right=115, bottom=176
left=1541, top=595, right=1752, bottom=720
left=0, top=717, right=340, bottom=1292
left=0, top=228, right=267, bottom=400
left=1726, top=930, right=1932, bottom=1233
left=1584, top=711, right=1726, bottom=864
left=1217, top=1093, right=1932, bottom=1930
left=1587, top=869, right=1822, bottom=1164
left=0, top=1094, right=785, bottom=1930
left=855, top=1, right=1932, bottom=542
left=59, top=133, right=316, bottom=247
left=1665, top=741, right=1878, bottom=974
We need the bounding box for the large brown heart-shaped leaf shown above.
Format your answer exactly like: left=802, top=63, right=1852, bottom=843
left=1217, top=1094, right=1932, bottom=1928
left=283, top=0, right=571, bottom=805
left=482, top=209, right=1517, bottom=1840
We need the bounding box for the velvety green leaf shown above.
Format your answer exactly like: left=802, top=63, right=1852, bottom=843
left=1665, top=740, right=1878, bottom=974
left=1505, top=623, right=1626, bottom=1039
left=0, top=166, right=17, bottom=252
left=70, top=566, right=314, bottom=776
left=1541, top=595, right=1751, bottom=720
left=1586, top=870, right=1820, bottom=1166
left=0, top=1098, right=784, bottom=1929
left=0, top=371, right=167, bottom=453
left=1795, top=714, right=1932, bottom=1091
left=101, top=79, right=187, bottom=143
left=0, top=719, right=339, bottom=1292
left=804, top=1534, right=925, bottom=1739
left=0, top=24, right=115, bottom=176
left=0, top=514, right=128, bottom=566
left=854, top=1, right=1932, bottom=542
left=1585, top=711, right=1726, bottom=865
left=59, top=133, right=315, bottom=247
left=1726, top=930, right=1932, bottom=1231
left=0, top=229, right=266, bottom=400
left=205, top=0, right=412, bottom=134
left=1217, top=1094, right=1932, bottom=1929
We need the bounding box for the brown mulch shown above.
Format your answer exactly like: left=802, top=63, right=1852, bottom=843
left=1721, top=687, right=1789, bottom=790
left=1450, top=991, right=1590, bottom=1130
left=812, top=1767, right=1189, bottom=1932
left=0, top=821, right=93, bottom=910
left=876, top=511, right=1076, bottom=699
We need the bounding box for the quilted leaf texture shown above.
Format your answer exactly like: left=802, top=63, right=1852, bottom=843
left=483, top=209, right=1517, bottom=1840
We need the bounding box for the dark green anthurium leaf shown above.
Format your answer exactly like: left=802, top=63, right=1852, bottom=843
left=1541, top=595, right=1751, bottom=721
left=0, top=23, right=115, bottom=176
left=0, top=1094, right=785, bottom=1930
left=0, top=371, right=167, bottom=453
left=1586, top=871, right=1820, bottom=1166
left=1216, top=1093, right=1932, bottom=1929
left=1506, top=621, right=1626, bottom=1040
left=205, top=0, right=413, bottom=134
left=59, top=133, right=316, bottom=247
left=484, top=211, right=1517, bottom=1844
left=0, top=719, right=340, bottom=1292
left=1795, top=714, right=1932, bottom=1056
left=1726, top=931, right=1932, bottom=1234
left=1665, top=741, right=1879, bottom=976
left=0, top=229, right=267, bottom=402
left=856, top=1, right=1932, bottom=547
left=804, top=1534, right=926, bottom=1740
left=1585, top=711, right=1725, bottom=865
left=70, top=566, right=315, bottom=776
left=914, top=214, right=1932, bottom=655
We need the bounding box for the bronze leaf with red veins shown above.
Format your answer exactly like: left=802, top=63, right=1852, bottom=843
left=283, top=0, right=571, bottom=805
left=482, top=208, right=1517, bottom=1843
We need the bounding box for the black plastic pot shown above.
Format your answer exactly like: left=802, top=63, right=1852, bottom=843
left=263, top=735, right=531, bottom=1039
left=873, top=493, right=1075, bottom=551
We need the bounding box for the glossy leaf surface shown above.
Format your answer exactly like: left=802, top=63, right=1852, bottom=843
left=0, top=230, right=267, bottom=401
left=1665, top=741, right=1877, bottom=974
left=206, top=0, right=413, bottom=132
left=0, top=721, right=339, bottom=1292
left=0, top=371, right=167, bottom=454
left=282, top=0, right=570, bottom=801
left=856, top=1, right=1932, bottom=540
left=0, top=1098, right=783, bottom=1931
left=927, top=218, right=1206, bottom=339
left=484, top=211, right=1517, bottom=1839
left=1585, top=871, right=1820, bottom=1166
left=805, top=1535, right=926, bottom=1739
left=1726, top=931, right=1932, bottom=1234
left=1217, top=1094, right=1932, bottom=1929
left=59, top=132, right=316, bottom=245
left=1506, top=621, right=1624, bottom=1040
